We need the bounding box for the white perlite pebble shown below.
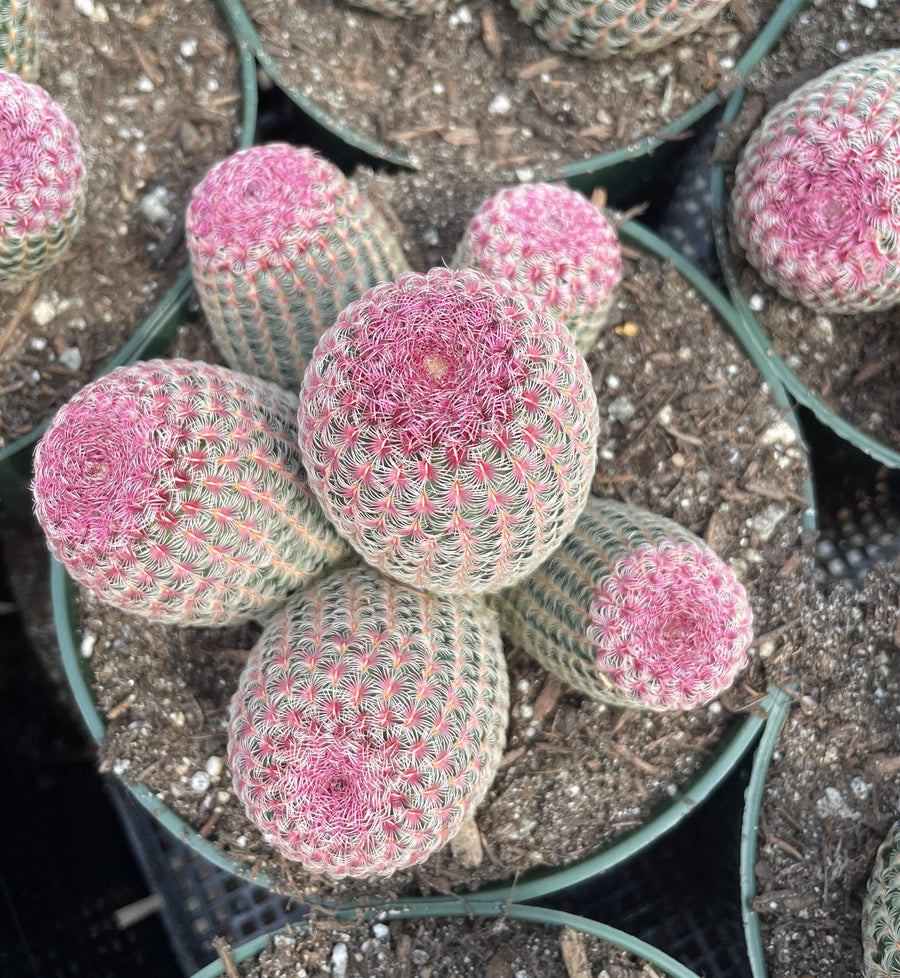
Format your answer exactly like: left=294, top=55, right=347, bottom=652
left=488, top=94, right=513, bottom=115
left=856, top=0, right=877, bottom=7
left=74, top=0, right=109, bottom=22
left=32, top=299, right=58, bottom=327
left=759, top=418, right=797, bottom=447
left=59, top=347, right=82, bottom=371
left=139, top=186, right=173, bottom=226
left=190, top=771, right=211, bottom=793
left=331, top=941, right=349, bottom=978
left=205, top=756, right=224, bottom=779
left=80, top=633, right=96, bottom=658
left=748, top=293, right=765, bottom=312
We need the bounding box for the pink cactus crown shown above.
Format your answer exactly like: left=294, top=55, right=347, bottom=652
left=732, top=49, right=900, bottom=310
left=464, top=182, right=621, bottom=305
left=0, top=71, right=84, bottom=234
left=301, top=266, right=579, bottom=460
left=185, top=143, right=355, bottom=270
left=31, top=359, right=292, bottom=575
left=588, top=540, right=753, bottom=710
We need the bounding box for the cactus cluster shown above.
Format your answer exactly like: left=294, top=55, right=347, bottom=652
left=1, top=0, right=39, bottom=81
left=492, top=497, right=753, bottom=711
left=507, top=0, right=731, bottom=60
left=863, top=818, right=900, bottom=977
left=228, top=564, right=509, bottom=878
left=731, top=48, right=900, bottom=314
left=186, top=143, right=410, bottom=393
left=0, top=68, right=84, bottom=291
left=452, top=182, right=621, bottom=355
left=297, top=265, right=600, bottom=595
left=32, top=359, right=350, bottom=626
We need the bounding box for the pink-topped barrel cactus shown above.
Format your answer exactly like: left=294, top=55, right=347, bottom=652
left=32, top=359, right=351, bottom=626
left=453, top=182, right=621, bottom=355
left=731, top=49, right=900, bottom=314
left=1, top=0, right=40, bottom=80
left=507, top=0, right=731, bottom=60
left=297, top=266, right=600, bottom=595
left=862, top=818, right=900, bottom=978
left=492, top=496, right=753, bottom=711
left=185, top=143, right=410, bottom=393
left=228, top=564, right=509, bottom=879
left=0, top=69, right=84, bottom=291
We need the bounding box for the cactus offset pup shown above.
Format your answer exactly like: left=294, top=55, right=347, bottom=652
left=863, top=818, right=900, bottom=977
left=32, top=359, right=350, bottom=626
left=228, top=564, right=509, bottom=879
left=731, top=48, right=900, bottom=314
left=508, top=0, right=731, bottom=60
left=186, top=143, right=410, bottom=393
left=298, top=266, right=600, bottom=595
left=493, top=497, right=753, bottom=711
left=0, top=69, right=84, bottom=291
left=1, top=0, right=39, bottom=80
left=453, top=181, right=621, bottom=355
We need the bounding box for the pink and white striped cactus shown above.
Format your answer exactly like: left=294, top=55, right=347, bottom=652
left=228, top=564, right=509, bottom=878
left=493, top=496, right=753, bottom=711
left=186, top=143, right=410, bottom=392
left=32, top=359, right=350, bottom=626
left=0, top=69, right=84, bottom=290
left=453, top=182, right=622, bottom=355
left=731, top=48, right=900, bottom=314
left=297, top=266, right=600, bottom=595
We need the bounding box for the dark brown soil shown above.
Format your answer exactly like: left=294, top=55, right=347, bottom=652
left=242, top=0, right=781, bottom=177
left=55, top=174, right=814, bottom=908
left=0, top=0, right=246, bottom=451
left=715, top=4, right=900, bottom=459
left=221, top=913, right=667, bottom=977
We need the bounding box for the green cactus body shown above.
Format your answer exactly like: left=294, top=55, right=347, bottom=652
left=863, top=819, right=900, bottom=977
left=228, top=564, right=509, bottom=879
left=453, top=182, right=621, bottom=355
left=492, top=496, right=753, bottom=711
left=731, top=48, right=900, bottom=314
left=298, top=266, right=600, bottom=596
left=1, top=0, right=39, bottom=80
left=0, top=69, right=84, bottom=291
left=508, top=0, right=731, bottom=60
left=185, top=143, right=411, bottom=394
left=32, top=359, right=351, bottom=626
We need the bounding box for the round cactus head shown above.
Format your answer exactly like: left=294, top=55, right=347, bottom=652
left=863, top=818, right=900, bottom=977
left=507, top=0, right=731, bottom=60
left=453, top=182, right=622, bottom=354
left=227, top=564, right=509, bottom=879
left=731, top=49, right=900, bottom=314
left=32, top=359, right=350, bottom=626
left=185, top=143, right=409, bottom=391
left=493, top=497, right=753, bottom=711
left=0, top=70, right=85, bottom=291
left=298, top=266, right=599, bottom=595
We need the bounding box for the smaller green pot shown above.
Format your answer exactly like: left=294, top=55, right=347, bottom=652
left=710, top=85, right=900, bottom=472
left=187, top=904, right=704, bottom=978
left=739, top=684, right=794, bottom=978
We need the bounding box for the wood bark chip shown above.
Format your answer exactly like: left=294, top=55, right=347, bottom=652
left=560, top=926, right=592, bottom=978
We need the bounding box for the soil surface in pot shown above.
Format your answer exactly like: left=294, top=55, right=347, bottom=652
left=242, top=0, right=780, bottom=177
left=64, top=174, right=813, bottom=905
left=0, top=0, right=245, bottom=451
left=715, top=2, right=900, bottom=458
left=223, top=914, right=667, bottom=977
left=751, top=556, right=900, bottom=978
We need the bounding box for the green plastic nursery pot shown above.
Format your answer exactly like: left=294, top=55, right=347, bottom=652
left=51, top=218, right=816, bottom=908
left=217, top=0, right=809, bottom=200
left=739, top=684, right=794, bottom=978
left=0, top=1, right=260, bottom=515
left=187, top=905, right=704, bottom=978
left=710, top=84, right=900, bottom=472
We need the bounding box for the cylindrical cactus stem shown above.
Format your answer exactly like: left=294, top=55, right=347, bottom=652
left=492, top=496, right=754, bottom=711
left=32, top=359, right=352, bottom=626
left=731, top=49, right=900, bottom=314
left=863, top=819, right=900, bottom=978
left=185, top=143, right=411, bottom=393
left=452, top=182, right=621, bottom=355
left=227, top=564, right=510, bottom=879
left=507, top=0, right=731, bottom=60
left=1, top=0, right=39, bottom=81
left=298, top=266, right=600, bottom=595
left=0, top=69, right=84, bottom=291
